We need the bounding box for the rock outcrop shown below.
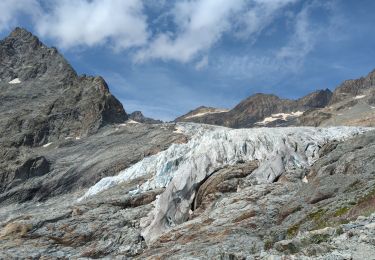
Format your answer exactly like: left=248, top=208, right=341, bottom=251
left=128, top=111, right=163, bottom=124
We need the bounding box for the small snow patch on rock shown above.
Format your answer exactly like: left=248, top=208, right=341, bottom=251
left=9, top=78, right=21, bottom=84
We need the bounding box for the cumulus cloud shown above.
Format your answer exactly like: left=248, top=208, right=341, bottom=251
left=135, top=0, right=244, bottom=63
left=0, top=0, right=41, bottom=31
left=134, top=0, right=299, bottom=63
left=0, top=0, right=319, bottom=68
left=35, top=0, right=149, bottom=50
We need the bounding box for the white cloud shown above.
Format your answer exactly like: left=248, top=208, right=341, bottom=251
left=234, top=0, right=299, bottom=40
left=0, top=0, right=41, bottom=31
left=134, top=0, right=299, bottom=63
left=135, top=0, right=244, bottom=63
left=195, top=55, right=209, bottom=70
left=35, top=0, right=149, bottom=50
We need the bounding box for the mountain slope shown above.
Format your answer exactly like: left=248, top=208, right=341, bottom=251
left=297, top=70, right=375, bottom=126
left=0, top=28, right=185, bottom=204
left=176, top=68, right=375, bottom=128
left=0, top=28, right=127, bottom=148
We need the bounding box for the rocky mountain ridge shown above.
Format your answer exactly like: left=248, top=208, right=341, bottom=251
left=128, top=111, right=163, bottom=124
left=176, top=70, right=375, bottom=127
left=0, top=27, right=128, bottom=149
left=0, top=28, right=375, bottom=259
left=176, top=89, right=333, bottom=128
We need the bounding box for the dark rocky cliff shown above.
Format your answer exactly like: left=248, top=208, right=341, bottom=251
left=0, top=27, right=127, bottom=148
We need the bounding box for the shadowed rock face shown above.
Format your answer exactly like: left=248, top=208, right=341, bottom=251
left=0, top=27, right=127, bottom=148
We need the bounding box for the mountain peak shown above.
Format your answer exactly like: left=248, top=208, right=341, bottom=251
left=4, top=27, right=43, bottom=50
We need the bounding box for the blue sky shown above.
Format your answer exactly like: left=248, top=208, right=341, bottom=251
left=1, top=0, right=375, bottom=120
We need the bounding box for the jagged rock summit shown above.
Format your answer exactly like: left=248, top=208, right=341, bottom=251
left=0, top=27, right=127, bottom=148
left=176, top=69, right=375, bottom=128
left=129, top=111, right=163, bottom=124
left=176, top=89, right=333, bottom=128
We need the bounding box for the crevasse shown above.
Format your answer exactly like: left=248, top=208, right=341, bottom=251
left=80, top=124, right=369, bottom=201
left=79, top=123, right=370, bottom=243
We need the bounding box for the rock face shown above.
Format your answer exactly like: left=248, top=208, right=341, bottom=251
left=0, top=27, right=127, bottom=149
left=175, top=90, right=332, bottom=128
left=128, top=111, right=163, bottom=124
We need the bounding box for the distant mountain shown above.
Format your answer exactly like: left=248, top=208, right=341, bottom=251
left=298, top=70, right=375, bottom=126
left=0, top=27, right=127, bottom=148
left=175, top=89, right=333, bottom=128
left=174, top=106, right=229, bottom=122
left=176, top=68, right=375, bottom=128
left=128, top=111, right=163, bottom=124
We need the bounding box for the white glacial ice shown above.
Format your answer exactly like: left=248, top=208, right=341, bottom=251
left=81, top=124, right=370, bottom=201
left=79, top=123, right=371, bottom=242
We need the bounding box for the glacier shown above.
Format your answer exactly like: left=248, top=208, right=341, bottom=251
left=79, top=123, right=371, bottom=243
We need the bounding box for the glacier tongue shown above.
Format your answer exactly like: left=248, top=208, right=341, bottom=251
left=79, top=123, right=371, bottom=242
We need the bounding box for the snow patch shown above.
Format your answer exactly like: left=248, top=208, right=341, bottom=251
left=42, top=142, right=53, bottom=148
left=119, top=120, right=140, bottom=127
left=255, top=111, right=304, bottom=125
left=8, top=78, right=21, bottom=84
left=354, top=95, right=366, bottom=100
